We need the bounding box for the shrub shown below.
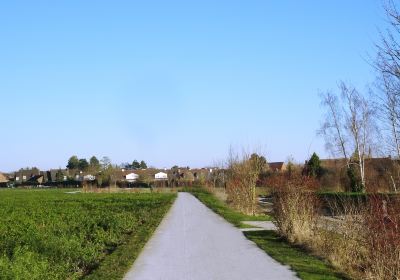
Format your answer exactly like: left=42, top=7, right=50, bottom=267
left=272, top=176, right=320, bottom=244
left=363, top=195, right=400, bottom=279
left=226, top=152, right=267, bottom=215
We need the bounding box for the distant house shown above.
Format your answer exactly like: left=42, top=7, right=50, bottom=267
left=125, top=173, right=139, bottom=182
left=191, top=168, right=212, bottom=181
left=83, top=175, right=96, bottom=181
left=14, top=168, right=41, bottom=183
left=0, top=173, right=8, bottom=183
left=155, top=172, right=168, bottom=180
left=269, top=162, right=287, bottom=172
left=0, top=173, right=8, bottom=187
left=46, top=169, right=69, bottom=182
left=27, top=175, right=45, bottom=184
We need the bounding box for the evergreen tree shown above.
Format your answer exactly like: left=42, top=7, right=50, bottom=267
left=305, top=153, right=323, bottom=178
left=140, top=160, right=147, bottom=169
left=132, top=160, right=141, bottom=170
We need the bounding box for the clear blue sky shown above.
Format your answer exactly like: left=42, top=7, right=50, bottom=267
left=0, top=0, right=386, bottom=171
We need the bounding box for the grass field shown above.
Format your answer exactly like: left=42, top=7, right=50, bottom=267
left=0, top=189, right=176, bottom=280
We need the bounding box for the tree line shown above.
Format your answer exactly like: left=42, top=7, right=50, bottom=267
left=66, top=156, right=147, bottom=172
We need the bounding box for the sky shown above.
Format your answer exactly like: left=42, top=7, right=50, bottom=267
left=0, top=0, right=387, bottom=172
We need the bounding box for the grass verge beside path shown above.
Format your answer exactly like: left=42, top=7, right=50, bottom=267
left=184, top=187, right=346, bottom=280
left=244, top=231, right=347, bottom=280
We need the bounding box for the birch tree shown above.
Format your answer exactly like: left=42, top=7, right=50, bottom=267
left=320, top=82, right=375, bottom=191
left=319, top=90, right=350, bottom=168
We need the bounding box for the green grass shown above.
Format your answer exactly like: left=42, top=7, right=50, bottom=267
left=0, top=189, right=176, bottom=280
left=182, top=187, right=272, bottom=227
left=184, top=187, right=347, bottom=280
left=244, top=231, right=347, bottom=280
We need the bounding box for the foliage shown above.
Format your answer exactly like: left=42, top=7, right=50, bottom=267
left=89, top=156, right=100, bottom=171
left=97, top=166, right=114, bottom=187
left=67, top=156, right=79, bottom=170
left=139, top=161, right=147, bottom=169
left=304, top=153, right=324, bottom=178
left=0, top=189, right=175, bottom=279
left=55, top=169, right=64, bottom=182
left=131, top=160, right=140, bottom=170
left=78, top=159, right=89, bottom=171
left=249, top=153, right=269, bottom=174
left=346, top=165, right=363, bottom=193
left=67, top=156, right=97, bottom=172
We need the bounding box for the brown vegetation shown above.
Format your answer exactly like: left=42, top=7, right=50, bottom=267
left=225, top=152, right=268, bottom=215
left=273, top=179, right=400, bottom=279
left=272, top=176, right=319, bottom=244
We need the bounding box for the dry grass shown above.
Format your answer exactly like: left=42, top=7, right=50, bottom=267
left=318, top=195, right=400, bottom=279
left=273, top=181, right=400, bottom=279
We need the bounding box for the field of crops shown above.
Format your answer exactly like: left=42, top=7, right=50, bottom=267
left=0, top=189, right=176, bottom=280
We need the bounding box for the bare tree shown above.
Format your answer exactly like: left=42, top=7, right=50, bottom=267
left=319, top=90, right=350, bottom=168
left=342, top=83, right=375, bottom=188
left=320, top=82, right=376, bottom=191
left=376, top=1, right=400, bottom=80
left=374, top=1, right=400, bottom=158
left=374, top=75, right=400, bottom=157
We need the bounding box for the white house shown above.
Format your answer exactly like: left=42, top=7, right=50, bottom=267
left=155, top=172, right=168, bottom=180
left=83, top=175, right=96, bottom=181
left=125, top=173, right=139, bottom=182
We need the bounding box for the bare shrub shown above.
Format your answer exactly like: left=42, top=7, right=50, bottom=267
left=272, top=175, right=320, bottom=244
left=226, top=150, right=268, bottom=215
left=363, top=195, right=400, bottom=279
left=313, top=195, right=400, bottom=279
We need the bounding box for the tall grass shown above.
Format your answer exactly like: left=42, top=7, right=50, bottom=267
left=273, top=181, right=400, bottom=279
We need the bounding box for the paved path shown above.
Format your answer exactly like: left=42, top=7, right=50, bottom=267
left=124, top=193, right=298, bottom=280
left=241, top=221, right=278, bottom=232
